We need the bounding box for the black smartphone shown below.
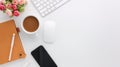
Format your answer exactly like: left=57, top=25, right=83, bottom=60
left=31, top=46, right=57, bottom=67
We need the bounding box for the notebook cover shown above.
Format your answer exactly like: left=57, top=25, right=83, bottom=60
left=0, top=20, right=26, bottom=64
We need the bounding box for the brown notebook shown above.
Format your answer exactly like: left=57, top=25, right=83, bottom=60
left=0, top=20, right=26, bottom=64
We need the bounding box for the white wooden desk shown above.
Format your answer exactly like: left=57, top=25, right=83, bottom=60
left=0, top=0, right=120, bottom=67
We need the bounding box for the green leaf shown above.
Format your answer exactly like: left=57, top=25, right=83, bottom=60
left=9, top=0, right=12, bottom=2
left=18, top=6, right=24, bottom=12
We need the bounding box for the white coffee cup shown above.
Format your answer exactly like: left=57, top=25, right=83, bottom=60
left=21, top=16, right=40, bottom=34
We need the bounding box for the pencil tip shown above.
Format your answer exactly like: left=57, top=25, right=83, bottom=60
left=13, top=33, right=15, bottom=36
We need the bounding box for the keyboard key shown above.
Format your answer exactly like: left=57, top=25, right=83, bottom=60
left=48, top=9, right=52, bottom=12
left=43, top=3, right=47, bottom=6
left=44, top=11, right=48, bottom=14
left=38, top=6, right=43, bottom=10
left=51, top=7, right=55, bottom=11
left=49, top=0, right=54, bottom=3
left=53, top=2, right=57, bottom=5
left=47, top=6, right=50, bottom=9
left=50, top=4, right=54, bottom=7
left=40, top=1, right=44, bottom=4
left=43, top=0, right=47, bottom=2
left=40, top=8, right=47, bottom=13
left=41, top=13, right=45, bottom=16
left=56, top=0, right=61, bottom=2
left=46, top=2, right=50, bottom=5
left=36, top=3, right=40, bottom=7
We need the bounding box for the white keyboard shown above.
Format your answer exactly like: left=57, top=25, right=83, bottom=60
left=31, top=0, right=70, bottom=17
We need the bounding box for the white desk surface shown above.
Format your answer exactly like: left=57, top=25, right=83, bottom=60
left=0, top=0, right=120, bottom=67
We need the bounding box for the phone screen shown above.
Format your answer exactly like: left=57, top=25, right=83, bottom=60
left=31, top=46, right=57, bottom=67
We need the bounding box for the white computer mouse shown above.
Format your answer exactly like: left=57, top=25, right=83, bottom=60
left=43, top=21, right=56, bottom=44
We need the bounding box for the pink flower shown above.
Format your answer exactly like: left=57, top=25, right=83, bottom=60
left=6, top=9, right=12, bottom=16
left=13, top=10, right=20, bottom=16
left=0, top=2, right=2, bottom=5
left=12, top=0, right=18, bottom=5
left=1, top=0, right=6, bottom=4
left=6, top=3, right=12, bottom=9
left=19, top=0, right=26, bottom=5
left=12, top=4, right=17, bottom=10
left=0, top=4, right=5, bottom=10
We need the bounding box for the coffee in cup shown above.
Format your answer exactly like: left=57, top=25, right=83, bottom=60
left=22, top=16, right=40, bottom=34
